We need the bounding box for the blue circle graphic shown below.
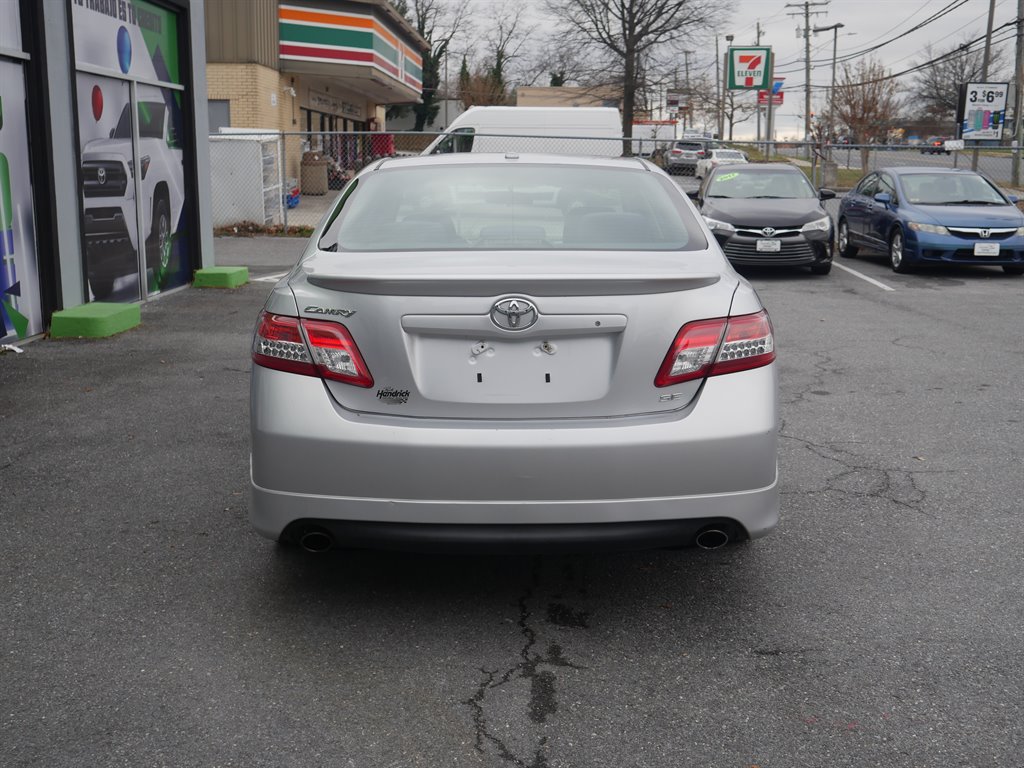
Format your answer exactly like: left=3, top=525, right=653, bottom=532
left=117, top=27, right=132, bottom=74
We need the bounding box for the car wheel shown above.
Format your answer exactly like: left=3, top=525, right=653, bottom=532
left=837, top=219, right=858, bottom=257
left=146, top=196, right=172, bottom=292
left=1002, top=264, right=1024, bottom=275
left=810, top=260, right=832, bottom=275
left=90, top=277, right=114, bottom=300
left=889, top=228, right=913, bottom=273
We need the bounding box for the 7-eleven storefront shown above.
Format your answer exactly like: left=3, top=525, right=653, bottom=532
left=206, top=0, right=425, bottom=181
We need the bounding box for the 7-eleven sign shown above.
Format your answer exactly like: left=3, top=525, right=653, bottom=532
left=727, top=46, right=772, bottom=90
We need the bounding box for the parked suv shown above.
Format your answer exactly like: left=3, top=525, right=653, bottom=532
left=666, top=140, right=708, bottom=176
left=81, top=100, right=184, bottom=298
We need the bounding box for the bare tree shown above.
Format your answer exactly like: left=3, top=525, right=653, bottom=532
left=911, top=40, right=1007, bottom=122
left=831, top=58, right=903, bottom=171
left=688, top=74, right=758, bottom=140
left=410, top=0, right=471, bottom=131
left=544, top=0, right=723, bottom=137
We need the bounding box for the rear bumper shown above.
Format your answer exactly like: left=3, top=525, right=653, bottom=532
left=250, top=364, right=779, bottom=543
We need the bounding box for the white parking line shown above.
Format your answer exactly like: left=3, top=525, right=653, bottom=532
left=252, top=271, right=289, bottom=283
left=833, top=262, right=895, bottom=292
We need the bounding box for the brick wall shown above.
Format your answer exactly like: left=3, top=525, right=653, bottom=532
left=207, top=63, right=289, bottom=132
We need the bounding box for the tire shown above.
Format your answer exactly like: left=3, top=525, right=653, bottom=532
left=837, top=218, right=858, bottom=257
left=889, top=227, right=914, bottom=273
left=146, top=196, right=172, bottom=292
left=810, top=260, right=832, bottom=275
left=1002, top=264, right=1024, bottom=275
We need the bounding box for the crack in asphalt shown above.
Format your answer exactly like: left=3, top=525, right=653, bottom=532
left=779, top=432, right=941, bottom=516
left=463, top=563, right=586, bottom=767
left=781, top=350, right=844, bottom=407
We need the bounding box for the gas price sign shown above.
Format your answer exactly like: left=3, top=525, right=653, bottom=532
left=958, top=82, right=1009, bottom=141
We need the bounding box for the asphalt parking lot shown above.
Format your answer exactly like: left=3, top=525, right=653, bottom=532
left=2, top=235, right=1021, bottom=767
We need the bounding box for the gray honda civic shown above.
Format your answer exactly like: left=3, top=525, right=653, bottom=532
left=250, top=153, right=779, bottom=553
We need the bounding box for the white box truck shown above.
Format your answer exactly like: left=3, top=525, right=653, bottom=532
left=422, top=107, right=623, bottom=157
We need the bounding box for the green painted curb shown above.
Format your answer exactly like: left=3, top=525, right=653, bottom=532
left=50, top=302, right=141, bottom=339
left=194, top=267, right=249, bottom=288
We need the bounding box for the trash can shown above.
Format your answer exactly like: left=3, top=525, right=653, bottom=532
left=301, top=152, right=329, bottom=196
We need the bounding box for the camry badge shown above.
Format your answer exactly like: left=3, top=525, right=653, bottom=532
left=761, top=227, right=776, bottom=237
left=491, top=297, right=538, bottom=331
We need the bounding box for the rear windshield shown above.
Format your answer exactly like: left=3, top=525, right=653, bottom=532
left=713, top=150, right=745, bottom=160
left=319, top=164, right=708, bottom=252
left=900, top=173, right=1007, bottom=205
left=675, top=142, right=704, bottom=151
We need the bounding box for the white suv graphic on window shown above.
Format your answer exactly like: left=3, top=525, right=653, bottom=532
left=81, top=100, right=184, bottom=298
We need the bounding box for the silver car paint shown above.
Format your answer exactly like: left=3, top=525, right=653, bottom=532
left=250, top=154, right=778, bottom=542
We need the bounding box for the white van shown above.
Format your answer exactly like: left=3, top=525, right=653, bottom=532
left=422, top=106, right=623, bottom=157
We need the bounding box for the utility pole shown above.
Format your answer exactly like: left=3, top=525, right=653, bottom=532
left=722, top=34, right=734, bottom=140
left=1013, top=0, right=1023, bottom=187
left=715, top=36, right=721, bottom=140
left=682, top=50, right=694, bottom=134
left=786, top=1, right=829, bottom=141
left=813, top=23, right=844, bottom=149
left=972, top=0, right=997, bottom=171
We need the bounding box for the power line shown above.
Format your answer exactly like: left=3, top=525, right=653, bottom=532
left=783, top=21, right=1018, bottom=90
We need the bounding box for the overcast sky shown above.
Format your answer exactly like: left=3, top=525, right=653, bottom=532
left=679, top=0, right=1018, bottom=138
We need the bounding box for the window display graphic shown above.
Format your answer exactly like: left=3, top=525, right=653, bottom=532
left=73, top=0, right=189, bottom=301
left=0, top=63, right=43, bottom=343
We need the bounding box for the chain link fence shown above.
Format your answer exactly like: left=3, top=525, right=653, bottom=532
left=207, top=131, right=1023, bottom=232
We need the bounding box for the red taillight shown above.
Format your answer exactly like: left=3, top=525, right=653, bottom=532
left=252, top=311, right=373, bottom=387
left=301, top=318, right=374, bottom=387
left=671, top=149, right=683, bottom=155
left=252, top=313, right=317, bottom=376
left=655, top=310, right=775, bottom=388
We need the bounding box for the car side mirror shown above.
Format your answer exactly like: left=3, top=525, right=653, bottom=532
left=686, top=189, right=701, bottom=201
left=873, top=192, right=892, bottom=204
left=1008, top=194, right=1019, bottom=204
left=818, top=188, right=836, bottom=200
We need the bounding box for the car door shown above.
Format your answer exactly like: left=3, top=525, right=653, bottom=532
left=864, top=172, right=899, bottom=248
left=845, top=173, right=877, bottom=241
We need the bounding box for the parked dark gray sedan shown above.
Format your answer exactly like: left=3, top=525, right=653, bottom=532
left=690, top=163, right=836, bottom=274
left=250, top=154, right=779, bottom=553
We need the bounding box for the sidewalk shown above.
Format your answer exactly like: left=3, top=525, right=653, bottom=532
left=213, top=235, right=306, bottom=272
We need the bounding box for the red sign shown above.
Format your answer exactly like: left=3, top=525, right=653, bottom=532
left=757, top=91, right=784, bottom=106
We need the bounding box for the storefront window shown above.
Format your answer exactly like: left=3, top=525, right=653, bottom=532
left=0, top=0, right=44, bottom=343
left=71, top=0, right=190, bottom=301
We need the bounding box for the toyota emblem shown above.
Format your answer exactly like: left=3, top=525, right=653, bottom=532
left=490, top=297, right=538, bottom=331
left=761, top=227, right=776, bottom=237
left=96, top=167, right=107, bottom=185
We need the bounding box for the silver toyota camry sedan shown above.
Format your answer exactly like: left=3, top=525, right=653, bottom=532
left=250, top=153, right=778, bottom=553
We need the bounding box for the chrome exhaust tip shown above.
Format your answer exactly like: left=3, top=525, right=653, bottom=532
left=694, top=527, right=730, bottom=550
left=299, top=529, right=335, bottom=553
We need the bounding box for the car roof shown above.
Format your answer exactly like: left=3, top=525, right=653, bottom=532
left=374, top=153, right=650, bottom=171
left=878, top=167, right=979, bottom=176
left=709, top=163, right=798, bottom=171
